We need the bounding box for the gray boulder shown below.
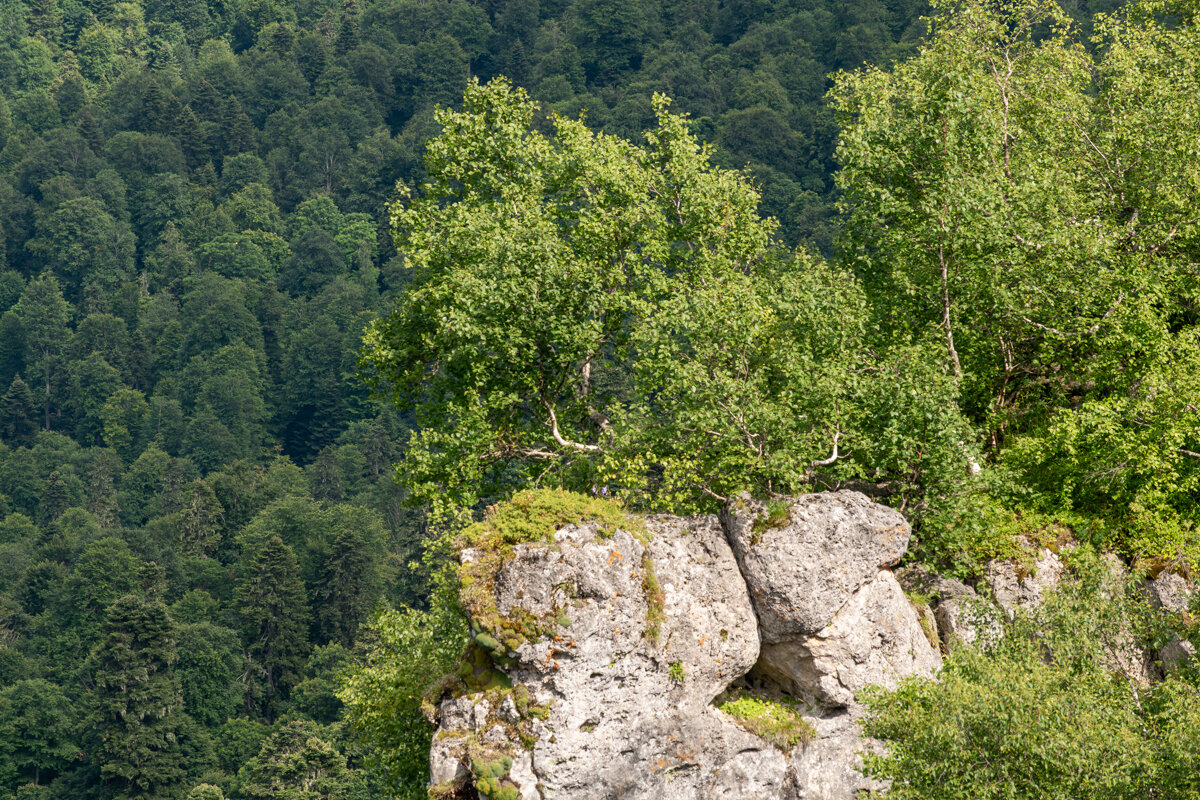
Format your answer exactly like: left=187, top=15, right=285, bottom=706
left=721, top=491, right=911, bottom=639
left=897, top=564, right=1002, bottom=653
left=1160, top=636, right=1196, bottom=672
left=791, top=710, right=886, bottom=800
left=933, top=591, right=1003, bottom=653
left=431, top=514, right=790, bottom=799
left=1146, top=570, right=1195, bottom=673
left=754, top=571, right=943, bottom=707
left=1146, top=569, right=1193, bottom=613
left=982, top=545, right=1064, bottom=616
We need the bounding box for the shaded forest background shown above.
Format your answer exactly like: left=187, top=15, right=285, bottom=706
left=0, top=0, right=1132, bottom=798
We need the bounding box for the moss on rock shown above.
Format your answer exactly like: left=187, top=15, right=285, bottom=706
left=717, top=689, right=815, bottom=752
left=455, top=489, right=656, bottom=651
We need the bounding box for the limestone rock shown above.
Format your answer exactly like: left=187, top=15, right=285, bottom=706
left=754, top=571, right=943, bottom=707
left=1160, top=636, right=1196, bottom=672
left=934, top=592, right=1003, bottom=653
left=791, top=710, right=885, bottom=800
left=983, top=546, right=1064, bottom=616
left=722, top=491, right=911, bottom=639
left=433, top=492, right=947, bottom=800
left=432, top=514, right=784, bottom=799
left=1146, top=570, right=1193, bottom=614
left=1146, top=570, right=1195, bottom=674
left=905, top=567, right=1003, bottom=654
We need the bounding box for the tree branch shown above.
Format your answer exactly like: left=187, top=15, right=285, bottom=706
left=810, top=429, right=843, bottom=468
left=544, top=401, right=601, bottom=452
left=1020, top=292, right=1124, bottom=337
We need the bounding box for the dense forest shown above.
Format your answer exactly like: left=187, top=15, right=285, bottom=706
left=0, top=0, right=1197, bottom=797
left=0, top=0, right=961, bottom=796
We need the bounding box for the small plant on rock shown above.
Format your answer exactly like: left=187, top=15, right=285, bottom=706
left=717, top=690, right=815, bottom=751
left=751, top=498, right=792, bottom=544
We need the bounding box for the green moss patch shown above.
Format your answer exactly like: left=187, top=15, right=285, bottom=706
left=472, top=753, right=518, bottom=800
left=750, top=497, right=792, bottom=545
left=717, top=690, right=815, bottom=751
left=642, top=557, right=665, bottom=643
left=455, top=489, right=660, bottom=651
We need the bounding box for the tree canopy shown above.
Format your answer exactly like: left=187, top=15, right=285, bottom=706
left=362, top=77, right=973, bottom=515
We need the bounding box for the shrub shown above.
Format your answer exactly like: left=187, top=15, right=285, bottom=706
left=860, top=559, right=1199, bottom=799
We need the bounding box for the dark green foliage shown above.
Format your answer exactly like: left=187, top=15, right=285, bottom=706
left=0, top=0, right=1185, bottom=797
left=88, top=594, right=185, bottom=799
left=175, top=622, right=242, bottom=727
left=0, top=375, right=36, bottom=446
left=0, top=679, right=79, bottom=787
left=237, top=535, right=310, bottom=720
left=237, top=720, right=353, bottom=800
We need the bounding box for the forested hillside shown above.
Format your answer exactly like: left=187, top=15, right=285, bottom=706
left=0, top=0, right=1196, bottom=797
left=0, top=0, right=964, bottom=796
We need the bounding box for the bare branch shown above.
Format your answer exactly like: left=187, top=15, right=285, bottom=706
left=810, top=429, right=843, bottom=468
left=544, top=401, right=601, bottom=452
left=1013, top=232, right=1044, bottom=250
left=1020, top=292, right=1124, bottom=337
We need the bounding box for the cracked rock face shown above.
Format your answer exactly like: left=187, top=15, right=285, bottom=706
left=898, top=564, right=1001, bottom=653
left=755, top=571, right=943, bottom=707
left=431, top=514, right=787, bottom=799
left=721, top=491, right=912, bottom=639
left=1145, top=570, right=1196, bottom=673
left=791, top=710, right=886, bottom=800
left=982, top=546, right=1064, bottom=616
left=431, top=493, right=945, bottom=800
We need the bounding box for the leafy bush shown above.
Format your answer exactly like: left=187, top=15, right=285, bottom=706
left=338, top=601, right=466, bottom=799
left=861, top=558, right=1200, bottom=799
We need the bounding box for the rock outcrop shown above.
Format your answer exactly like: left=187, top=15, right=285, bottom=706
left=1146, top=569, right=1196, bottom=673
left=753, top=570, right=942, bottom=707
left=430, top=491, right=1200, bottom=799
left=430, top=515, right=792, bottom=799
left=982, top=543, right=1065, bottom=617
left=1147, top=569, right=1193, bottom=614
left=429, top=492, right=942, bottom=800
left=723, top=492, right=940, bottom=709
left=721, top=491, right=911, bottom=639
left=897, top=565, right=1000, bottom=653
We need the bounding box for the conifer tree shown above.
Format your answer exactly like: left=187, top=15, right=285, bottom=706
left=89, top=594, right=185, bottom=799
left=237, top=535, right=309, bottom=720
left=237, top=720, right=352, bottom=800
left=313, top=512, right=382, bottom=645
left=12, top=275, right=71, bottom=431
left=178, top=478, right=224, bottom=556
left=0, top=375, right=36, bottom=446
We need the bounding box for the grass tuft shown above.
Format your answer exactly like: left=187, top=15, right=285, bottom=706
left=717, top=689, right=815, bottom=751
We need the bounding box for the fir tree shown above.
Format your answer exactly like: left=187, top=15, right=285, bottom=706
left=0, top=375, right=36, bottom=446
left=237, top=536, right=309, bottom=720
left=237, top=720, right=352, bottom=800
left=314, top=520, right=381, bottom=645
left=89, top=594, right=185, bottom=799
